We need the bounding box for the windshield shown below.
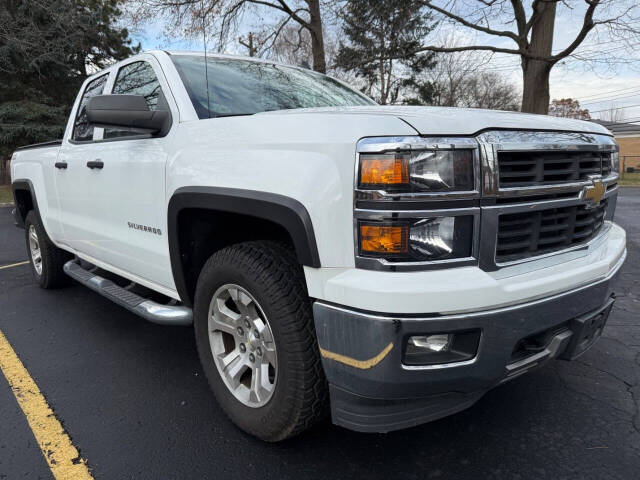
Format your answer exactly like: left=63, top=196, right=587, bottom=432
left=170, top=55, right=376, bottom=118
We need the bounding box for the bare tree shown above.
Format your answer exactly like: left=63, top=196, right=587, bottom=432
left=128, top=0, right=327, bottom=72
left=425, top=47, right=491, bottom=107
left=412, top=69, right=520, bottom=110
left=239, top=32, right=262, bottom=56
left=458, top=72, right=520, bottom=110
left=549, top=98, right=591, bottom=119
left=401, top=34, right=519, bottom=110
left=236, top=22, right=343, bottom=75
left=262, top=23, right=312, bottom=66
left=414, top=1, right=640, bottom=114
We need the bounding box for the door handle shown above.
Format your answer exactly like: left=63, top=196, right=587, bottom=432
left=87, top=160, right=104, bottom=169
left=55, top=162, right=68, bottom=169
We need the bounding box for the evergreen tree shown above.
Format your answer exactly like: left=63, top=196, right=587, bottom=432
left=0, top=0, right=140, bottom=158
left=335, top=0, right=436, bottom=105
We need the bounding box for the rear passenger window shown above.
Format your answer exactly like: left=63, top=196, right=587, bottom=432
left=72, top=75, right=108, bottom=142
left=104, top=61, right=163, bottom=139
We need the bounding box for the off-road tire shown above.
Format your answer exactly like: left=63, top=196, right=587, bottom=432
left=194, top=241, right=328, bottom=442
left=24, top=211, right=71, bottom=288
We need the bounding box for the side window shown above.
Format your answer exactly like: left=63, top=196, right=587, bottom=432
left=72, top=75, right=108, bottom=142
left=104, top=61, right=163, bottom=139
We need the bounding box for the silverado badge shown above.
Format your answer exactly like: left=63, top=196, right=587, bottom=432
left=580, top=176, right=605, bottom=208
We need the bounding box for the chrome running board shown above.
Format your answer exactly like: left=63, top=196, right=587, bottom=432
left=63, top=260, right=192, bottom=326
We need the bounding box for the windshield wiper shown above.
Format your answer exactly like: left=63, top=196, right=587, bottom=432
left=212, top=112, right=256, bottom=118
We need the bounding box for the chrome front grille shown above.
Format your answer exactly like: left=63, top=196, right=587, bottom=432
left=477, top=130, right=619, bottom=271
left=498, top=151, right=610, bottom=187
left=496, top=200, right=608, bottom=263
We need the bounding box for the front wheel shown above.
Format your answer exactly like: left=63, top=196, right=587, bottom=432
left=194, top=242, right=327, bottom=441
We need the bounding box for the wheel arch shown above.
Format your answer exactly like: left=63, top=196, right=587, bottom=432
left=11, top=179, right=39, bottom=229
left=168, top=186, right=321, bottom=307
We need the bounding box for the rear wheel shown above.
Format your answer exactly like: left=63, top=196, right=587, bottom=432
left=24, top=211, right=71, bottom=288
left=194, top=241, right=327, bottom=441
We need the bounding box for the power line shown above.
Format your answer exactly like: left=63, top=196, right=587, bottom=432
left=588, top=103, right=640, bottom=114
left=581, top=91, right=640, bottom=106
left=578, top=87, right=640, bottom=105
left=579, top=85, right=640, bottom=100
left=477, top=42, right=640, bottom=72
left=572, top=43, right=640, bottom=57
left=552, top=37, right=637, bottom=54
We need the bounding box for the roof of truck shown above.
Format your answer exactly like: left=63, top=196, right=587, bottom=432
left=162, top=50, right=307, bottom=69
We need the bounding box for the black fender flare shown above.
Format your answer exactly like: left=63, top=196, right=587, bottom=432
left=11, top=179, right=39, bottom=229
left=167, top=186, right=321, bottom=306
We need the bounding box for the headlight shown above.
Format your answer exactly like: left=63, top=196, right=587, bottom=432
left=610, top=151, right=619, bottom=173
left=358, top=149, right=475, bottom=192
left=410, top=217, right=455, bottom=259
left=358, top=216, right=473, bottom=262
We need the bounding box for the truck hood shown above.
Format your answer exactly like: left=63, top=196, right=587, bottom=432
left=260, top=105, right=611, bottom=137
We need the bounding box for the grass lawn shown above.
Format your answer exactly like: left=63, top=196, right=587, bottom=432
left=620, top=172, right=640, bottom=187
left=0, top=184, right=13, bottom=204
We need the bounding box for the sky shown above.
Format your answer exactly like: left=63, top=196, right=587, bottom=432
left=128, top=1, right=640, bottom=122
left=472, top=1, right=640, bottom=123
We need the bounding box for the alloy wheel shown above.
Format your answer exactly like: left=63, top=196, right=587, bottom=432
left=28, top=224, right=43, bottom=276
left=208, top=284, right=277, bottom=408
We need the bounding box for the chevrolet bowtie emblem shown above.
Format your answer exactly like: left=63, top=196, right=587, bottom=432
left=581, top=176, right=605, bottom=207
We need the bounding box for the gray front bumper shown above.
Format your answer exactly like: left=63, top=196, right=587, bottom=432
left=313, top=257, right=624, bottom=433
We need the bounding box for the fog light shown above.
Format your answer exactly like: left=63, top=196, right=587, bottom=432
left=404, top=330, right=481, bottom=366
left=408, top=334, right=451, bottom=352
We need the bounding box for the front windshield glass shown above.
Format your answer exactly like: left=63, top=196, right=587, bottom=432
left=171, top=54, right=376, bottom=118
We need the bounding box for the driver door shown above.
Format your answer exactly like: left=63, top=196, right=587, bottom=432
left=57, top=56, right=177, bottom=291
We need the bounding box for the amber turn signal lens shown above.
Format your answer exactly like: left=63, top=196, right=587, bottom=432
left=359, top=155, right=409, bottom=186
left=360, top=224, right=408, bottom=255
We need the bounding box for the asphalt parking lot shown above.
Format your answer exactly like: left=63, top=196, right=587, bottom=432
left=1, top=190, right=639, bottom=480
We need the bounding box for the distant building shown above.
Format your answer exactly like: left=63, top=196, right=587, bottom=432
left=592, top=120, right=640, bottom=169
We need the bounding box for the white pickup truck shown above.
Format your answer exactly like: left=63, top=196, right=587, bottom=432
left=11, top=51, right=627, bottom=441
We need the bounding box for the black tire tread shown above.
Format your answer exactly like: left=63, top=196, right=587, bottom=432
left=194, top=241, right=328, bottom=441
left=24, top=210, right=71, bottom=289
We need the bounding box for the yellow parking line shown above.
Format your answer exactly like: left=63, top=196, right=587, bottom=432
left=0, top=330, right=93, bottom=480
left=0, top=260, right=29, bottom=270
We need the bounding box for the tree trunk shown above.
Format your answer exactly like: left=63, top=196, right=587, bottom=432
left=378, top=57, right=387, bottom=104
left=521, top=59, right=553, bottom=114
left=307, top=0, right=326, bottom=73
left=520, top=0, right=556, bottom=114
